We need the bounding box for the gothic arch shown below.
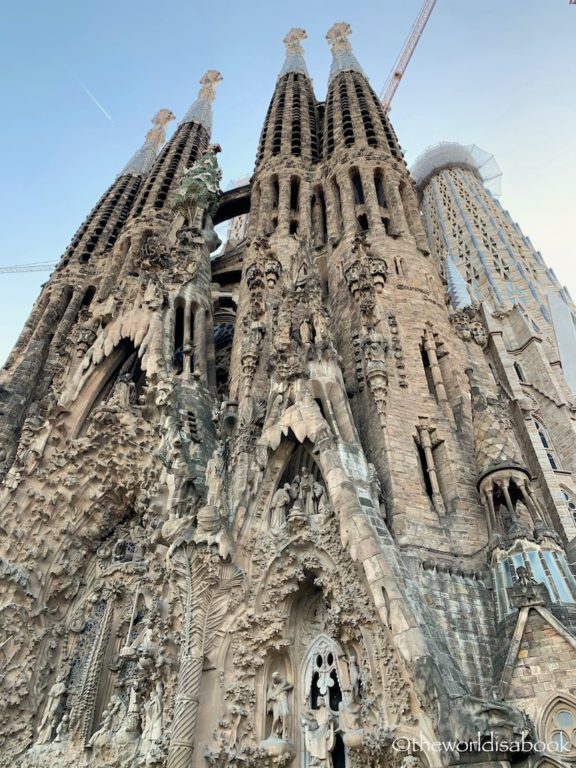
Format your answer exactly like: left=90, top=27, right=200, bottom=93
left=60, top=305, right=159, bottom=423
left=538, top=693, right=576, bottom=760
left=66, top=338, right=147, bottom=437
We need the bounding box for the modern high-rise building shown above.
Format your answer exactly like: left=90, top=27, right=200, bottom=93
left=2, top=25, right=576, bottom=768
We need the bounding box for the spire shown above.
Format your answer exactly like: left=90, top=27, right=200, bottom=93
left=119, top=109, right=175, bottom=177
left=445, top=254, right=472, bottom=309
left=180, top=70, right=223, bottom=131
left=326, top=22, right=366, bottom=83
left=278, top=28, right=310, bottom=79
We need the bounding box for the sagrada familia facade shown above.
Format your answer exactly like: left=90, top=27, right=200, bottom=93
left=1, top=22, right=576, bottom=768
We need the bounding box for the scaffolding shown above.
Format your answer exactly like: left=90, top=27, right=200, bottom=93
left=410, top=142, right=503, bottom=196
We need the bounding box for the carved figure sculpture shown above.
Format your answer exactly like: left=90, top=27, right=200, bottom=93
left=141, top=682, right=164, bottom=749
left=270, top=483, right=291, bottom=528
left=302, top=697, right=335, bottom=767
left=266, top=671, right=293, bottom=741
left=347, top=655, right=361, bottom=700
left=36, top=672, right=67, bottom=744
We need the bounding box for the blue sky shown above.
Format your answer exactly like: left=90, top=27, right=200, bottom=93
left=0, top=0, right=574, bottom=364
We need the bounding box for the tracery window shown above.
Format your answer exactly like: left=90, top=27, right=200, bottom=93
left=561, top=488, right=576, bottom=527
left=545, top=701, right=576, bottom=757
left=534, top=417, right=560, bottom=470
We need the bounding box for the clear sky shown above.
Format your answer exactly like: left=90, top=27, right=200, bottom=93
left=0, top=0, right=574, bottom=365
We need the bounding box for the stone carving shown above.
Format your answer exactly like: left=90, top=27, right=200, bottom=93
left=172, top=227, right=202, bottom=277
left=450, top=305, right=488, bottom=348
left=171, top=144, right=223, bottom=223
left=302, top=697, right=334, bottom=767
left=141, top=682, right=164, bottom=751
left=415, top=656, right=534, bottom=756
left=266, top=672, right=293, bottom=741
left=362, top=328, right=389, bottom=428
left=198, top=69, right=223, bottom=104
left=36, top=672, right=67, bottom=744
left=167, top=544, right=243, bottom=768
left=507, top=565, right=549, bottom=609
left=283, top=27, right=307, bottom=57
left=270, top=483, right=292, bottom=528
left=339, top=693, right=363, bottom=747
left=326, top=22, right=353, bottom=54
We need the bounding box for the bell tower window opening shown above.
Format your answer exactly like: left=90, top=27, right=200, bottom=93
left=351, top=170, right=365, bottom=205
left=213, top=316, right=235, bottom=396
left=270, top=176, right=280, bottom=233
left=290, top=177, right=300, bottom=213
left=174, top=303, right=185, bottom=373
left=272, top=79, right=288, bottom=155
left=353, top=77, right=377, bottom=147
left=374, top=169, right=387, bottom=208
left=291, top=79, right=302, bottom=156
left=338, top=79, right=355, bottom=146
left=81, top=286, right=96, bottom=307
left=331, top=177, right=343, bottom=238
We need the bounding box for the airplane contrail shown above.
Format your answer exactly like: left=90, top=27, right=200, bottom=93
left=74, top=76, right=113, bottom=121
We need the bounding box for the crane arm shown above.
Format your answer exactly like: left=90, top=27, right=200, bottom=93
left=0, top=261, right=56, bottom=274
left=380, top=0, right=437, bottom=112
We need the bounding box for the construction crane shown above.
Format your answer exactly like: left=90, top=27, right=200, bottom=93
left=0, top=261, right=56, bottom=274
left=380, top=0, right=437, bottom=113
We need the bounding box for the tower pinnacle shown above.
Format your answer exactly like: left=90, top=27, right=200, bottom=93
left=445, top=254, right=472, bottom=309
left=119, top=109, right=175, bottom=177
left=278, top=28, right=310, bottom=78
left=326, top=22, right=366, bottom=82
left=180, top=70, right=223, bottom=130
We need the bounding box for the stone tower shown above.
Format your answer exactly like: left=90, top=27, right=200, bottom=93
left=2, top=24, right=576, bottom=768
left=411, top=142, right=576, bottom=390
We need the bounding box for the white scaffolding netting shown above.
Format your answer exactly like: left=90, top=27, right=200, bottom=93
left=410, top=142, right=502, bottom=196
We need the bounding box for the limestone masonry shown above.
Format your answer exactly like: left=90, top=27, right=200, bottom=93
left=1, top=23, right=576, bottom=768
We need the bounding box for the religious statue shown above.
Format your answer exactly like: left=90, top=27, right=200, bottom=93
left=266, top=671, right=293, bottom=741
left=289, top=475, right=303, bottom=517
left=116, top=685, right=141, bottom=743
left=347, top=655, right=361, bottom=700
left=141, top=682, right=164, bottom=750
left=300, top=467, right=314, bottom=517
left=302, top=697, right=335, bottom=767
left=87, top=708, right=114, bottom=749
left=54, top=713, right=69, bottom=743
left=312, top=481, right=331, bottom=519
left=270, top=483, right=291, bottom=528
left=338, top=693, right=363, bottom=747
left=36, top=672, right=67, bottom=744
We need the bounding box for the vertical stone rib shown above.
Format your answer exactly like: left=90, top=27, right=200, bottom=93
left=166, top=654, right=203, bottom=768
